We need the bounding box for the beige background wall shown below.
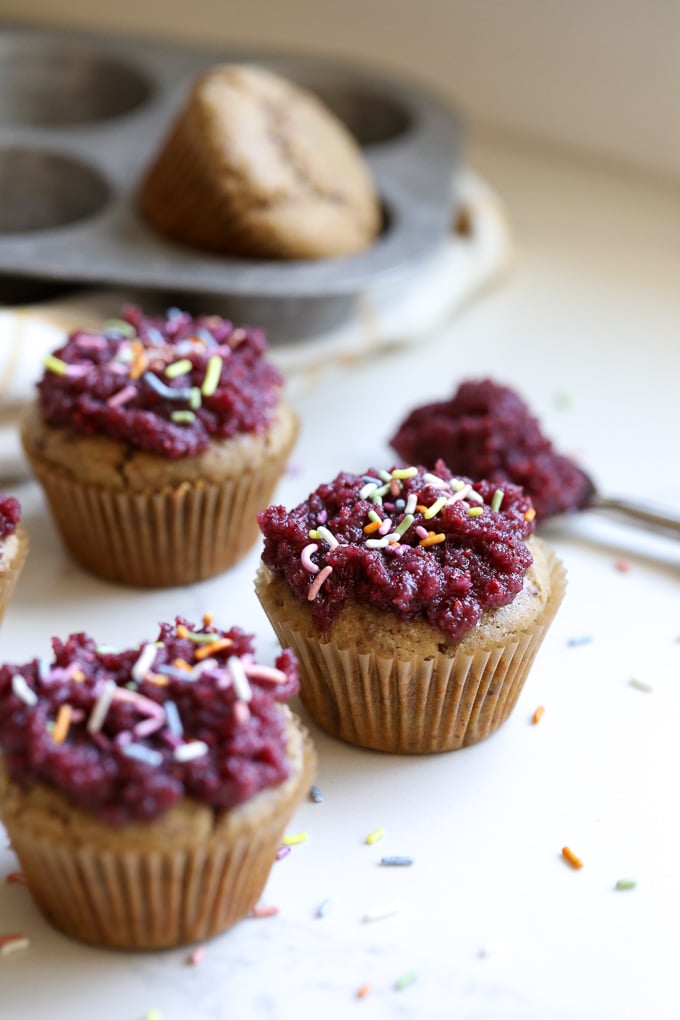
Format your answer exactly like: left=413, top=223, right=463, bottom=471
left=3, top=0, right=680, bottom=181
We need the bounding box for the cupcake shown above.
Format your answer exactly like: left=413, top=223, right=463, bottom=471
left=0, top=493, right=27, bottom=625
left=21, top=306, right=298, bottom=587
left=0, top=616, right=315, bottom=949
left=139, top=63, right=381, bottom=259
left=390, top=378, right=590, bottom=520
left=256, top=462, right=566, bottom=754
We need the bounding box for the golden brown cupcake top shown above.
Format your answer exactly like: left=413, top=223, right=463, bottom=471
left=140, top=63, right=381, bottom=259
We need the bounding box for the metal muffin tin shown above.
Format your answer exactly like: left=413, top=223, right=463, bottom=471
left=0, top=23, right=463, bottom=341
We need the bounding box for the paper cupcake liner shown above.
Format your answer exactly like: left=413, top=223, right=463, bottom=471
left=0, top=525, right=28, bottom=624
left=1, top=731, right=315, bottom=949
left=6, top=821, right=277, bottom=948
left=25, top=453, right=289, bottom=588
left=256, top=550, right=566, bottom=754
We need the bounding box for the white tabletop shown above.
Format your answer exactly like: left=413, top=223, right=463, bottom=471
left=2, top=133, right=679, bottom=1020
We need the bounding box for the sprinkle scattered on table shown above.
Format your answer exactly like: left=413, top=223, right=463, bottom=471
left=315, top=898, right=332, bottom=918
left=613, top=558, right=631, bottom=573
left=363, top=900, right=404, bottom=923
left=309, top=784, right=324, bottom=803
left=629, top=678, right=653, bottom=693
left=144, top=1011, right=162, bottom=1020
left=186, top=945, right=206, bottom=965
left=614, top=878, right=637, bottom=891
left=567, top=635, right=593, bottom=647
left=4, top=871, right=27, bottom=885
left=365, top=827, right=386, bottom=845
left=380, top=855, right=414, bottom=867
left=249, top=904, right=279, bottom=919
left=0, top=933, right=30, bottom=956
left=531, top=706, right=545, bottom=724
left=281, top=831, right=308, bottom=846
left=394, top=970, right=419, bottom=991
left=275, top=845, right=291, bottom=861
left=356, top=983, right=371, bottom=999
left=562, top=846, right=584, bottom=870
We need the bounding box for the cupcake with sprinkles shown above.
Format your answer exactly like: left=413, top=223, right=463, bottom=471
left=0, top=493, right=27, bottom=626
left=0, top=615, right=314, bottom=949
left=256, top=462, right=566, bottom=753
left=20, top=305, right=298, bottom=586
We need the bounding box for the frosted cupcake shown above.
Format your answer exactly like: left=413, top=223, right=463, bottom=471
left=256, top=462, right=566, bottom=753
left=21, top=306, right=298, bottom=587
left=0, top=616, right=314, bottom=949
left=0, top=493, right=27, bottom=626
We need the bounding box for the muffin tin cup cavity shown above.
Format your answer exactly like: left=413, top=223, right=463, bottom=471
left=264, top=74, right=413, bottom=147
left=0, top=37, right=152, bottom=127
left=0, top=148, right=110, bottom=234
left=0, top=24, right=463, bottom=342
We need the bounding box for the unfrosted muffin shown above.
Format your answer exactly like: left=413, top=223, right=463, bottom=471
left=139, top=63, right=381, bottom=259
left=0, top=493, right=27, bottom=625
left=20, top=306, right=298, bottom=587
left=256, top=462, right=566, bottom=753
left=391, top=378, right=589, bottom=520
left=0, top=616, right=314, bottom=949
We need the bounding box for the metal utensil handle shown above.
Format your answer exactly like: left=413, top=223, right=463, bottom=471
left=591, top=495, right=680, bottom=540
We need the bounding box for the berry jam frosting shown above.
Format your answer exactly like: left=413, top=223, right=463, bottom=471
left=258, top=462, right=537, bottom=641
left=0, top=617, right=299, bottom=826
left=0, top=494, right=20, bottom=542
left=37, top=306, right=284, bottom=458
left=391, top=378, right=589, bottom=519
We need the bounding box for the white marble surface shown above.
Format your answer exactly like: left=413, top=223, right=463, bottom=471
left=1, top=135, right=680, bottom=1020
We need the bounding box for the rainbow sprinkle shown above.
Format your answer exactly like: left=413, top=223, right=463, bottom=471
left=282, top=831, right=309, bottom=846
left=201, top=354, right=223, bottom=397
left=250, top=904, right=279, bottom=918
left=363, top=900, right=404, bottom=923
left=394, top=970, right=419, bottom=991
left=614, top=878, right=637, bottom=891
left=0, top=934, right=30, bottom=956
left=561, top=846, right=584, bottom=870
left=186, top=945, right=206, bottom=966
left=307, top=565, right=333, bottom=601
left=315, top=898, right=332, bottom=918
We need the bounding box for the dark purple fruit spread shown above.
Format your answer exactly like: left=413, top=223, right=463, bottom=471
left=0, top=494, right=20, bottom=541
left=390, top=379, right=589, bottom=520
left=258, top=462, right=536, bottom=641
left=37, top=306, right=284, bottom=458
left=0, top=617, right=299, bottom=826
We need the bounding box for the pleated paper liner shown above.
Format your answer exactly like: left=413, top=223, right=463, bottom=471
left=0, top=728, right=315, bottom=949
left=22, top=449, right=291, bottom=588
left=0, top=525, right=28, bottom=624
left=256, top=549, right=566, bottom=754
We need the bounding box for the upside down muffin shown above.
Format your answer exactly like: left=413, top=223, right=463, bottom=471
left=140, top=63, right=381, bottom=260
